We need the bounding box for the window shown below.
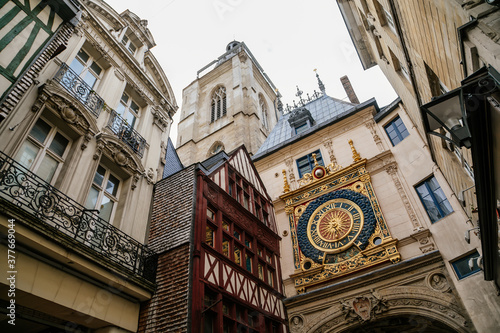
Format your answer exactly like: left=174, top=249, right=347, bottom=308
left=384, top=116, right=409, bottom=146
left=257, top=244, right=276, bottom=287
left=116, top=92, right=140, bottom=128
left=205, top=207, right=266, bottom=276
left=415, top=176, right=453, bottom=223
left=383, top=7, right=396, bottom=33
left=206, top=208, right=217, bottom=248
left=227, top=167, right=273, bottom=227
left=210, top=87, right=227, bottom=123
left=451, top=250, right=481, bottom=279
left=69, top=48, right=102, bottom=89
left=296, top=150, right=323, bottom=178
left=16, top=118, right=71, bottom=184
left=453, top=146, right=474, bottom=179
left=399, top=61, right=410, bottom=81
left=203, top=287, right=218, bottom=333
left=121, top=35, right=137, bottom=55
left=425, top=63, right=448, bottom=98
left=85, top=165, right=120, bottom=222
left=211, top=86, right=227, bottom=122
left=295, top=123, right=309, bottom=135
left=215, top=294, right=274, bottom=333
left=259, top=95, right=268, bottom=129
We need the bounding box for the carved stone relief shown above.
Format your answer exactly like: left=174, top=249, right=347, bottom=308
left=385, top=162, right=422, bottom=231
left=365, top=119, right=385, bottom=152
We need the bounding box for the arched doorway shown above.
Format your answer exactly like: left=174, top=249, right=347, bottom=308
left=342, top=315, right=459, bottom=333
left=300, top=286, right=473, bottom=333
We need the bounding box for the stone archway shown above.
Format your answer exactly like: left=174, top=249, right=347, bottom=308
left=302, top=286, right=473, bottom=333
left=342, top=314, right=459, bottom=333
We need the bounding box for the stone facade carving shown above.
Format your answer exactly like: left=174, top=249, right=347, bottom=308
left=427, top=272, right=451, bottom=293
left=411, top=228, right=436, bottom=254
left=340, top=292, right=388, bottom=323
left=306, top=285, right=471, bottom=333
left=365, top=119, right=385, bottom=152
left=94, top=134, right=146, bottom=190
left=285, top=157, right=297, bottom=190
left=385, top=162, right=422, bottom=231
left=322, top=138, right=338, bottom=165
left=290, top=315, right=304, bottom=331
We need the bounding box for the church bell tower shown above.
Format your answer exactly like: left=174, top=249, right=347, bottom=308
left=175, top=41, right=280, bottom=165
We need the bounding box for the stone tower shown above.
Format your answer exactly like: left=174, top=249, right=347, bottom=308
left=176, top=41, right=279, bottom=165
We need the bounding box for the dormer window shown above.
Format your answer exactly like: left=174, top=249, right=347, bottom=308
left=121, top=35, right=137, bottom=55
left=295, top=123, right=309, bottom=135
left=288, top=106, right=314, bottom=135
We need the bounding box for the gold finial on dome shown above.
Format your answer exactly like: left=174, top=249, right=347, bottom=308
left=282, top=169, right=290, bottom=193
left=348, top=139, right=361, bottom=162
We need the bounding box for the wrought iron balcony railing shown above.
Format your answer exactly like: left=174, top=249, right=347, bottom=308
left=53, top=63, right=104, bottom=117
left=0, top=151, right=157, bottom=285
left=107, top=109, right=147, bottom=158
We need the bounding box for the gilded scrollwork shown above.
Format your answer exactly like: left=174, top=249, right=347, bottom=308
left=298, top=172, right=313, bottom=187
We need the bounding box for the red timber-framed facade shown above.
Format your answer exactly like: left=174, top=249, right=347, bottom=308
left=141, top=145, right=286, bottom=332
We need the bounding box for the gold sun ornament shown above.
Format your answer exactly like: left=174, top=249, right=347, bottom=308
left=319, top=210, right=352, bottom=241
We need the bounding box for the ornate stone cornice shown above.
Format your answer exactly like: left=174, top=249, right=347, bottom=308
left=33, top=81, right=99, bottom=149
left=94, top=133, right=146, bottom=189
left=76, top=5, right=174, bottom=110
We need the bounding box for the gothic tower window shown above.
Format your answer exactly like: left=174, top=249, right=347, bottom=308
left=259, top=94, right=268, bottom=129
left=211, top=86, right=227, bottom=122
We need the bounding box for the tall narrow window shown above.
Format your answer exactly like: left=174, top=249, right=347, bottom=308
left=259, top=94, right=268, bottom=129
left=69, top=48, right=102, bottom=89
left=383, top=7, right=396, bottom=33
left=85, top=165, right=120, bottom=222
left=415, top=176, right=453, bottom=223
left=296, top=150, right=323, bottom=178
left=384, top=116, right=409, bottom=146
left=16, top=118, right=71, bottom=184
left=116, top=92, right=140, bottom=128
left=211, top=86, right=227, bottom=122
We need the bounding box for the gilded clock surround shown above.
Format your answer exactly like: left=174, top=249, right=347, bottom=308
left=281, top=158, right=401, bottom=292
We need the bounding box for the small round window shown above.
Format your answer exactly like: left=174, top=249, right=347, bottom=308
left=210, top=141, right=224, bottom=155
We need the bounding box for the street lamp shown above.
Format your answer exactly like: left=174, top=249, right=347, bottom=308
left=420, top=66, right=500, bottom=286
left=421, top=87, right=471, bottom=148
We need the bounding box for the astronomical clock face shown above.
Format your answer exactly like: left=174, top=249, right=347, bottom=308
left=283, top=162, right=400, bottom=290
left=307, top=198, right=363, bottom=253
left=297, top=189, right=376, bottom=264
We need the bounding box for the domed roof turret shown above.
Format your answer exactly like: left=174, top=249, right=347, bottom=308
left=226, top=40, right=241, bottom=51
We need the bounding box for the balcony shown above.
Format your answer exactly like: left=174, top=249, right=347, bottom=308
left=0, top=151, right=157, bottom=287
left=53, top=63, right=104, bottom=117
left=107, top=109, right=147, bottom=158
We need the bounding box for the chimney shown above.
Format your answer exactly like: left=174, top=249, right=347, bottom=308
left=340, top=75, right=360, bottom=104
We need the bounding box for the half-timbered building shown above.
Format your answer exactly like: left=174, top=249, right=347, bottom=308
left=141, top=145, right=286, bottom=332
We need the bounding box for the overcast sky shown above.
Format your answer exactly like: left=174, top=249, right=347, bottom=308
left=103, top=0, right=397, bottom=144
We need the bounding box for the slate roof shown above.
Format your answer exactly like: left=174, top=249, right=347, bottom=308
left=163, top=137, right=184, bottom=178
left=253, top=94, right=378, bottom=160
